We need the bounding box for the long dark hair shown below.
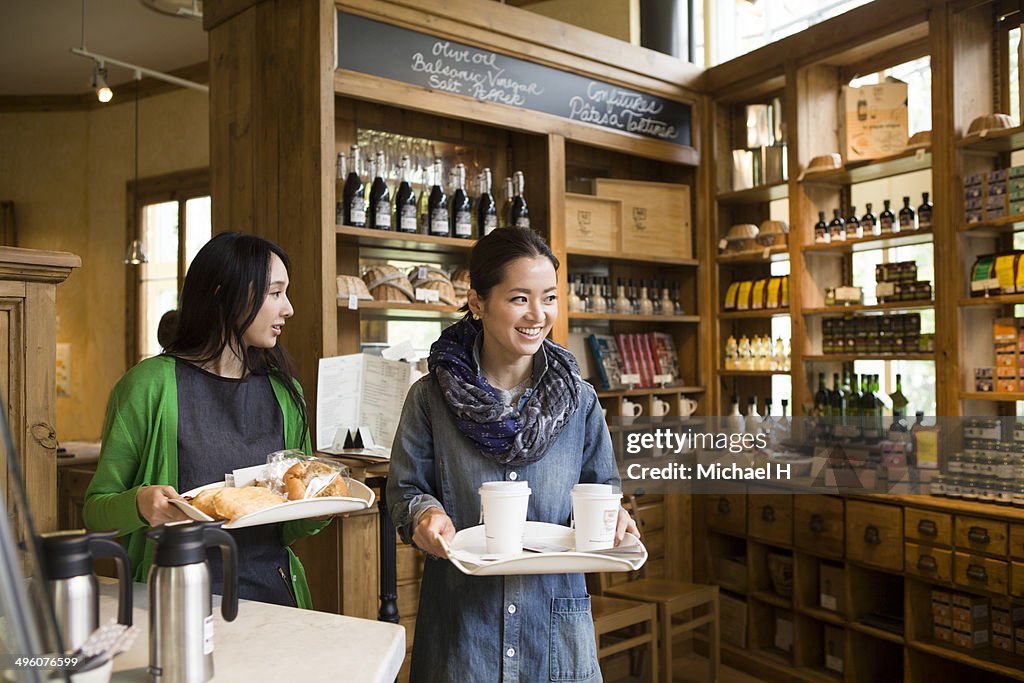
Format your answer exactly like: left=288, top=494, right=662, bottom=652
left=468, top=227, right=559, bottom=304
left=165, top=232, right=308, bottom=439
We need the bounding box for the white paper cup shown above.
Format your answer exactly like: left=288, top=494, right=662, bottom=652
left=479, top=482, right=531, bottom=555
left=571, top=485, right=622, bottom=552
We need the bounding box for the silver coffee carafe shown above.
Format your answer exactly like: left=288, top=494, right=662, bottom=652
left=146, top=521, right=238, bottom=683
left=39, top=529, right=133, bottom=651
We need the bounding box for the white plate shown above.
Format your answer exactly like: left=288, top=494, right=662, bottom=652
left=444, top=521, right=647, bottom=576
left=170, top=479, right=375, bottom=529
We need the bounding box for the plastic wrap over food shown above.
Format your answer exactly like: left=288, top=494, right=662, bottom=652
left=260, top=450, right=351, bottom=500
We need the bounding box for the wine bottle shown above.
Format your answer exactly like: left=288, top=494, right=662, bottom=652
left=672, top=282, right=684, bottom=315
left=828, top=208, right=846, bottom=242
left=395, top=155, right=418, bottom=234
left=417, top=163, right=432, bottom=233
left=476, top=168, right=498, bottom=236
left=451, top=163, right=473, bottom=239
left=334, top=152, right=346, bottom=226
left=501, top=177, right=514, bottom=228
left=899, top=196, right=916, bottom=231
left=427, top=158, right=450, bottom=237
left=814, top=372, right=830, bottom=417
left=879, top=199, right=895, bottom=234
left=918, top=192, right=933, bottom=231
left=830, top=372, right=845, bottom=419
left=846, top=205, right=862, bottom=239
left=861, top=203, right=879, bottom=236
left=890, top=373, right=909, bottom=421
left=343, top=145, right=366, bottom=227
left=511, top=171, right=530, bottom=228
left=814, top=210, right=830, bottom=244
left=368, top=150, right=391, bottom=230
left=615, top=278, right=630, bottom=314
left=746, top=396, right=762, bottom=435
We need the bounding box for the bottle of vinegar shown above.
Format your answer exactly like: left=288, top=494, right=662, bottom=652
left=427, top=158, right=450, bottom=237
left=342, top=145, right=366, bottom=227
left=368, top=150, right=391, bottom=230
left=476, top=168, right=498, bottom=236
left=511, top=171, right=530, bottom=229
left=395, top=155, right=418, bottom=234
left=451, top=163, right=473, bottom=239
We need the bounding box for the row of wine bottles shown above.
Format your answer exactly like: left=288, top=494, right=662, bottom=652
left=813, top=193, right=932, bottom=243
left=813, top=371, right=911, bottom=441
left=335, top=145, right=530, bottom=237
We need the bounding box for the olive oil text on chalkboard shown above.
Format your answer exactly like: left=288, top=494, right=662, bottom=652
left=337, top=12, right=692, bottom=147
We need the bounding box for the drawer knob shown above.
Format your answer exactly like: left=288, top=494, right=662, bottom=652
left=761, top=505, right=776, bottom=523
left=864, top=525, right=882, bottom=546
left=966, top=564, right=989, bottom=583
left=917, top=519, right=938, bottom=537
left=967, top=526, right=990, bottom=545
left=717, top=498, right=730, bottom=514
left=916, top=555, right=938, bottom=572
left=809, top=514, right=825, bottom=533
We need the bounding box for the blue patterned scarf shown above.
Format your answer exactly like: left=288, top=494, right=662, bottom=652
left=428, top=316, right=582, bottom=466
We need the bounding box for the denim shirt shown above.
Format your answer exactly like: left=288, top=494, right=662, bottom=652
left=387, top=367, right=618, bottom=683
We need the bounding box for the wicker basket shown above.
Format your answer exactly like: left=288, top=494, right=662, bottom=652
left=362, top=265, right=414, bottom=303
left=967, top=114, right=1018, bottom=137
left=451, top=267, right=471, bottom=307
left=768, top=553, right=794, bottom=598
left=756, top=220, right=789, bottom=247
left=723, top=223, right=759, bottom=253
left=408, top=265, right=457, bottom=305
left=336, top=275, right=373, bottom=301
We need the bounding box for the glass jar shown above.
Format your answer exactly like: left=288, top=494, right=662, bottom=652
left=977, top=478, right=997, bottom=503
left=961, top=478, right=979, bottom=500
left=961, top=452, right=980, bottom=476
left=945, top=477, right=962, bottom=498
left=978, top=454, right=996, bottom=478
left=929, top=474, right=946, bottom=497
left=997, top=455, right=1016, bottom=481
left=946, top=452, right=964, bottom=474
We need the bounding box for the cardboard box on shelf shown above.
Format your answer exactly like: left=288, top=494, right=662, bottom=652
left=824, top=626, right=844, bottom=673
left=774, top=610, right=794, bottom=653
left=839, top=81, right=908, bottom=162
left=819, top=563, right=845, bottom=614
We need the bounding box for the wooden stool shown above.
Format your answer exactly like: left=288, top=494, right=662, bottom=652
left=592, top=595, right=658, bottom=682
left=604, top=580, right=719, bottom=683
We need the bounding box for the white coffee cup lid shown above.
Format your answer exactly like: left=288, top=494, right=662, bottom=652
left=480, top=480, right=529, bottom=490
left=571, top=483, right=618, bottom=495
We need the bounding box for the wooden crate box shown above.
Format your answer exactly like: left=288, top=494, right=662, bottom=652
left=564, top=193, right=621, bottom=253
left=594, top=178, right=692, bottom=260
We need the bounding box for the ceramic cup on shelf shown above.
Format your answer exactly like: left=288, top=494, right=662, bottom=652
left=621, top=399, right=643, bottom=418
left=652, top=398, right=671, bottom=417
left=678, top=397, right=699, bottom=417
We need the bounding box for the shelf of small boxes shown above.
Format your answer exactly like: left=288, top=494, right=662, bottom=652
left=820, top=312, right=934, bottom=357
left=928, top=589, right=1024, bottom=670
left=964, top=167, right=1024, bottom=228
left=930, top=418, right=1024, bottom=507
left=970, top=318, right=1024, bottom=395
left=968, top=254, right=1024, bottom=301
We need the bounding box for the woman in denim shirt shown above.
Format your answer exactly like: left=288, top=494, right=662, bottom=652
left=388, top=227, right=638, bottom=682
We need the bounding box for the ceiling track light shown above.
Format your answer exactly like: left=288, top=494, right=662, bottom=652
left=91, top=61, right=113, bottom=103
left=71, top=48, right=209, bottom=95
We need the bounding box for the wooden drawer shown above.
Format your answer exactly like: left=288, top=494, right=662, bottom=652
left=905, top=542, right=952, bottom=583
left=794, top=495, right=844, bottom=557
left=635, top=498, right=665, bottom=534
left=1012, top=562, right=1024, bottom=598
left=954, top=552, right=1008, bottom=595
left=747, top=492, right=793, bottom=546
left=846, top=500, right=903, bottom=571
left=705, top=493, right=746, bottom=536
left=1009, top=525, right=1024, bottom=560
left=955, top=516, right=1008, bottom=556
left=905, top=508, right=952, bottom=547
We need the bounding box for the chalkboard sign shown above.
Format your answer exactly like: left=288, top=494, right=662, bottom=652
left=337, top=12, right=692, bottom=147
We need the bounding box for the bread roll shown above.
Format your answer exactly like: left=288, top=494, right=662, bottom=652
left=283, top=460, right=350, bottom=500
left=189, top=486, right=286, bottom=520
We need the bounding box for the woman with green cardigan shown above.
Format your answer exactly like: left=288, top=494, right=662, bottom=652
left=84, top=233, right=328, bottom=608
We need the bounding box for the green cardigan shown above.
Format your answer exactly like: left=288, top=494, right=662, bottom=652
left=83, top=355, right=328, bottom=609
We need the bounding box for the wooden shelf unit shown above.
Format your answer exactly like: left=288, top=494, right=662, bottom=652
left=802, top=301, right=933, bottom=315
left=567, top=311, right=700, bottom=323
left=717, top=181, right=790, bottom=204
left=801, top=229, right=935, bottom=254
left=803, top=354, right=935, bottom=363
left=720, top=308, right=791, bottom=319
left=799, top=148, right=932, bottom=186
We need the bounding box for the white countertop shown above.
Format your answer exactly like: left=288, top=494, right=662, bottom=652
left=99, top=581, right=404, bottom=683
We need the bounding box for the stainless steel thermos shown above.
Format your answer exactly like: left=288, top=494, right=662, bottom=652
left=39, top=529, right=133, bottom=651
left=146, top=521, right=238, bottom=683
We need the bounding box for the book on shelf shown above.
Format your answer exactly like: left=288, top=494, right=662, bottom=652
left=649, top=331, right=682, bottom=380
left=587, top=334, right=625, bottom=390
